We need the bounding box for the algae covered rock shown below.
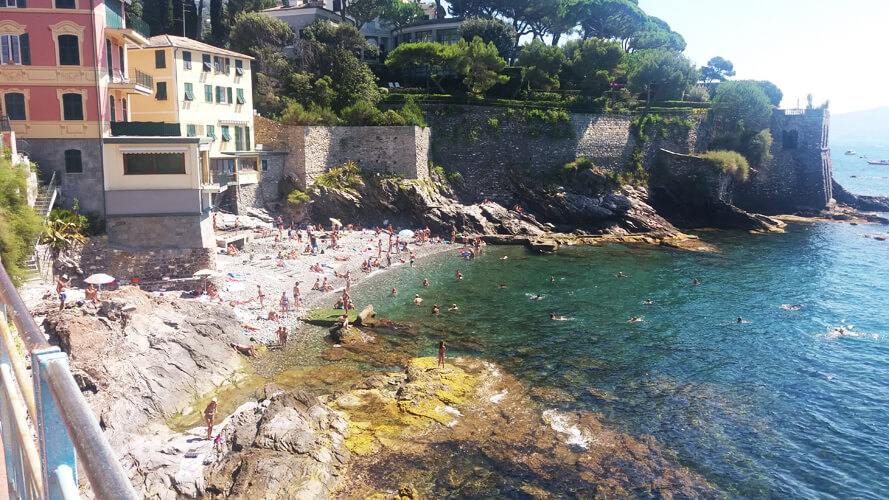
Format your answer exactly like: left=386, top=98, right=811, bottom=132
left=331, top=325, right=375, bottom=345
left=303, top=308, right=359, bottom=326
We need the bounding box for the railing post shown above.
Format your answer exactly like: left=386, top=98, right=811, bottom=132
left=32, top=349, right=78, bottom=500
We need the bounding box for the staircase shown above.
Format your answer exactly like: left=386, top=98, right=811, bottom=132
left=24, top=172, right=58, bottom=277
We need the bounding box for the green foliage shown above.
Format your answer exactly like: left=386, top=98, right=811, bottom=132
left=449, top=37, right=510, bottom=96
left=712, top=80, right=773, bottom=132
left=459, top=16, right=517, bottom=62
left=340, top=100, right=381, bottom=125
left=700, top=56, right=735, bottom=83
left=347, top=0, right=389, bottom=29
left=686, top=85, right=710, bottom=102
left=229, top=12, right=296, bottom=116
left=576, top=157, right=594, bottom=169
left=755, top=80, right=783, bottom=107
left=301, top=21, right=381, bottom=111
left=313, top=161, right=363, bottom=192
left=376, top=109, right=407, bottom=125
left=487, top=117, right=500, bottom=136
left=286, top=189, right=311, bottom=208
left=0, top=156, right=42, bottom=285
left=700, top=150, right=750, bottom=182
left=562, top=38, right=625, bottom=98
left=628, top=49, right=698, bottom=105
left=519, top=108, right=574, bottom=138
left=280, top=101, right=340, bottom=125
left=399, top=96, right=427, bottom=126
left=381, top=0, right=425, bottom=31
left=517, top=40, right=566, bottom=91
left=630, top=114, right=694, bottom=143
left=742, top=129, right=773, bottom=168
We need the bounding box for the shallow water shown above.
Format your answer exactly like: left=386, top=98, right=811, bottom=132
left=338, top=219, right=889, bottom=499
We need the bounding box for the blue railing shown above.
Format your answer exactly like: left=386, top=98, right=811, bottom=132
left=0, top=263, right=138, bottom=499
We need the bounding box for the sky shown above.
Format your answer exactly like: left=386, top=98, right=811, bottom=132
left=637, top=0, right=889, bottom=114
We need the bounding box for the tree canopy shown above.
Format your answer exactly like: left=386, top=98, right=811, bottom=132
left=712, top=80, right=774, bottom=131
left=700, top=56, right=735, bottom=83
left=459, top=17, right=517, bottom=62
left=0, top=156, right=42, bottom=285
left=449, top=37, right=509, bottom=96
left=627, top=49, right=698, bottom=104
left=517, top=39, right=566, bottom=91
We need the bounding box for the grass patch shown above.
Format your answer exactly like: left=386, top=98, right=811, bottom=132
left=700, top=150, right=750, bottom=182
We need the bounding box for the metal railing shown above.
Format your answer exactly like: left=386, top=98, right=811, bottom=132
left=0, top=262, right=138, bottom=499
left=133, top=69, right=153, bottom=90
left=127, top=17, right=150, bottom=38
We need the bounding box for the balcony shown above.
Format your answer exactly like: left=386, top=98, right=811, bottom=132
left=110, top=121, right=181, bottom=137
left=108, top=68, right=153, bottom=96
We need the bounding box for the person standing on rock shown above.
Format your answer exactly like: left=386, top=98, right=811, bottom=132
left=257, top=285, right=265, bottom=309
left=204, top=398, right=218, bottom=440
left=293, top=283, right=301, bottom=311
left=438, top=340, right=447, bottom=369
left=57, top=275, right=68, bottom=311
left=278, top=326, right=288, bottom=348
left=280, top=292, right=289, bottom=315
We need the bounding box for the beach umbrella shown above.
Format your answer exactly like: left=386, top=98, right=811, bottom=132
left=329, top=218, right=343, bottom=227
left=192, top=269, right=216, bottom=277
left=398, top=229, right=414, bottom=238
left=84, top=273, right=115, bottom=285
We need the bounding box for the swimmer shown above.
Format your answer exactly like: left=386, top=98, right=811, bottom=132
left=391, top=287, right=398, bottom=296
left=422, top=278, right=430, bottom=287
left=778, top=303, right=802, bottom=310
left=644, top=299, right=653, bottom=305
left=498, top=283, right=507, bottom=289
left=531, top=294, right=543, bottom=300
left=500, top=255, right=508, bottom=260
left=550, top=276, right=555, bottom=282
left=413, top=294, right=423, bottom=305
left=616, top=272, right=627, bottom=278
left=693, top=278, right=700, bottom=286
left=737, top=317, right=750, bottom=323
left=456, top=270, right=463, bottom=280
left=550, top=313, right=569, bottom=321
left=448, top=303, right=458, bottom=311
left=432, top=304, right=440, bottom=314
left=628, top=316, right=644, bottom=323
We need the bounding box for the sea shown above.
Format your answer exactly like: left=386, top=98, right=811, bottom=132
left=258, top=141, right=889, bottom=498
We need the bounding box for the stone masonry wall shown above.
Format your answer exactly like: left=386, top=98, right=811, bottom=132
left=423, top=105, right=704, bottom=202
left=25, top=138, right=105, bottom=217
left=78, top=236, right=215, bottom=282
left=255, top=120, right=430, bottom=191
left=106, top=214, right=215, bottom=250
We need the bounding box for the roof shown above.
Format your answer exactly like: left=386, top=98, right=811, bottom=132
left=145, top=35, right=255, bottom=60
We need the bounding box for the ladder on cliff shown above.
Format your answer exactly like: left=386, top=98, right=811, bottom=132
left=24, top=172, right=58, bottom=278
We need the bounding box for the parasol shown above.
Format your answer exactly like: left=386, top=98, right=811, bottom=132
left=398, top=229, right=415, bottom=238
left=329, top=218, right=343, bottom=227
left=84, top=273, right=115, bottom=285
left=192, top=269, right=216, bottom=277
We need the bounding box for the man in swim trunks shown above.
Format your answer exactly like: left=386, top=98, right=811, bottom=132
left=257, top=285, right=265, bottom=308
left=438, top=340, right=447, bottom=368
left=432, top=304, right=440, bottom=314
left=413, top=294, right=423, bottom=305
left=293, top=283, right=301, bottom=311
left=422, top=278, right=430, bottom=287
left=231, top=343, right=257, bottom=357
left=57, top=275, right=68, bottom=310
left=449, top=303, right=458, bottom=311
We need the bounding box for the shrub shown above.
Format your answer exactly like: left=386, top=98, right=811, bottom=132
left=286, top=189, right=311, bottom=207
left=0, top=156, right=42, bottom=284
left=280, top=101, right=339, bottom=125
left=742, top=129, right=773, bottom=168
left=700, top=150, right=750, bottom=182
left=376, top=109, right=408, bottom=126
left=314, top=161, right=363, bottom=192
left=340, top=100, right=381, bottom=126
left=686, top=85, right=710, bottom=102
left=400, top=96, right=427, bottom=127
left=576, top=158, right=594, bottom=169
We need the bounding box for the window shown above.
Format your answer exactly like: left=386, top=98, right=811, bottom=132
left=224, top=57, right=230, bottom=74
left=105, top=39, right=113, bottom=77
left=64, top=149, right=82, bottom=173
left=154, top=49, right=165, bottom=68
left=206, top=124, right=215, bottom=139
left=226, top=87, right=232, bottom=104
left=204, top=84, right=212, bottom=102
left=156, top=81, right=167, bottom=100
left=202, top=53, right=211, bottom=72
left=437, top=29, right=459, bottom=45
left=221, top=125, right=230, bottom=142
left=3, top=92, right=26, bottom=120
left=183, top=51, right=191, bottom=70
left=235, top=59, right=243, bottom=76
left=213, top=56, right=221, bottom=73
left=109, top=95, right=115, bottom=121
left=62, top=93, right=83, bottom=120
left=1, top=34, right=29, bottom=65
left=58, top=34, right=80, bottom=65
left=184, top=82, right=194, bottom=101
left=186, top=124, right=196, bottom=137
left=118, top=46, right=124, bottom=76
left=215, top=86, right=225, bottom=103
left=245, top=126, right=250, bottom=151
left=1, top=0, right=18, bottom=6
left=121, top=96, right=127, bottom=122
left=124, top=153, right=186, bottom=175
left=261, top=159, right=268, bottom=171
left=236, top=88, right=245, bottom=105
left=235, top=126, right=243, bottom=150
left=56, top=0, right=75, bottom=8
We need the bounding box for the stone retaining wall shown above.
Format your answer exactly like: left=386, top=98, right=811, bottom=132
left=78, top=236, right=216, bottom=282
left=106, top=214, right=215, bottom=250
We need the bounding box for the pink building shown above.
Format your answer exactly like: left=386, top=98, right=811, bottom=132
left=0, top=0, right=151, bottom=215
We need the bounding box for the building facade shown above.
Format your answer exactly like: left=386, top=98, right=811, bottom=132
left=0, top=0, right=152, bottom=216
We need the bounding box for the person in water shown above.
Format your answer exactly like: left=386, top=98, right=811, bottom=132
left=413, top=294, right=423, bottom=305
left=616, top=271, right=627, bottom=278
left=628, top=316, right=643, bottom=322
left=550, top=313, right=569, bottom=321
left=432, top=304, right=440, bottom=314
left=531, top=294, right=543, bottom=300
left=644, top=299, right=653, bottom=305
left=498, top=283, right=507, bottom=289
left=449, top=303, right=458, bottom=311
left=438, top=340, right=447, bottom=368
left=391, top=287, right=398, bottom=296
left=737, top=317, right=750, bottom=323
left=204, top=397, right=218, bottom=439
left=693, top=278, right=700, bottom=286
left=456, top=270, right=463, bottom=280
left=550, top=276, right=555, bottom=282
left=500, top=255, right=508, bottom=260
left=422, top=278, right=430, bottom=287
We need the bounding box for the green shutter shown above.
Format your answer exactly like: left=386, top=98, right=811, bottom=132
left=216, top=86, right=222, bottom=103
left=226, top=87, right=232, bottom=104
left=261, top=159, right=268, bottom=171
left=18, top=0, right=26, bottom=7
left=221, top=126, right=230, bottom=142
left=187, top=124, right=196, bottom=137
left=236, top=88, right=245, bottom=104
left=19, top=33, right=30, bottom=65
left=235, top=126, right=243, bottom=150
left=64, top=149, right=82, bottom=173
left=245, top=126, right=251, bottom=151
left=156, top=82, right=167, bottom=100
left=207, top=124, right=215, bottom=139
left=184, top=83, right=194, bottom=101
left=204, top=84, right=212, bottom=102
left=155, top=50, right=165, bottom=68
left=183, top=51, right=191, bottom=69
left=225, top=57, right=230, bottom=74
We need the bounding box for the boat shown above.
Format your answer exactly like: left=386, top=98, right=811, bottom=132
left=867, top=160, right=889, bottom=165
left=845, top=150, right=857, bottom=155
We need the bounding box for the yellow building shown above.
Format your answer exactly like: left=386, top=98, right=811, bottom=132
left=127, top=35, right=259, bottom=182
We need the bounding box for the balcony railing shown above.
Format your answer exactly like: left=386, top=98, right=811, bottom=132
left=110, top=121, right=181, bottom=137
left=134, top=69, right=153, bottom=89
left=128, top=17, right=151, bottom=38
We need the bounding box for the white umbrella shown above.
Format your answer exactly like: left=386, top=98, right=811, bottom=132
left=330, top=218, right=343, bottom=227
left=398, top=229, right=415, bottom=238
left=192, top=269, right=216, bottom=277
left=84, top=273, right=115, bottom=285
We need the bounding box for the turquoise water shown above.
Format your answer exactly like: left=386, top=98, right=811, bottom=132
left=832, top=141, right=889, bottom=196
left=349, top=218, right=889, bottom=498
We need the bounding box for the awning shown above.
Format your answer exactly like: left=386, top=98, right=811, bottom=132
left=119, top=146, right=189, bottom=154
left=219, top=118, right=250, bottom=125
